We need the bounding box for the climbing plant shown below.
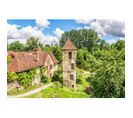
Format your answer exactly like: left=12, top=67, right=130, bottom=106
left=7, top=71, right=19, bottom=82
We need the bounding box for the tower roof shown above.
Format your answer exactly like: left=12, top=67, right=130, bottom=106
left=62, top=39, right=77, bottom=50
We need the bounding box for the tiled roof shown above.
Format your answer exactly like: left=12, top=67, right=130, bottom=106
left=62, top=39, right=77, bottom=50
left=8, top=48, right=58, bottom=72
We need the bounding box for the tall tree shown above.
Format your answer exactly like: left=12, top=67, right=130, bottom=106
left=91, top=40, right=125, bottom=98
left=8, top=41, right=25, bottom=51
left=60, top=29, right=100, bottom=52
left=25, top=37, right=40, bottom=51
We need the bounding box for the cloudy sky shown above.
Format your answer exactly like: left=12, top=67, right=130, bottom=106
left=7, top=19, right=125, bottom=45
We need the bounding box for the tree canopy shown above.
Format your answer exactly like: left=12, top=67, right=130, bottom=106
left=60, top=29, right=100, bottom=51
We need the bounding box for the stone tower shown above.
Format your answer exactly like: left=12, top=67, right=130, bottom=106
left=62, top=39, right=77, bottom=89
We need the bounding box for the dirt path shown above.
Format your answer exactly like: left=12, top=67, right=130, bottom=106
left=8, top=83, right=53, bottom=98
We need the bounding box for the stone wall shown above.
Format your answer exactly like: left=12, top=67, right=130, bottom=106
left=62, top=50, right=77, bottom=89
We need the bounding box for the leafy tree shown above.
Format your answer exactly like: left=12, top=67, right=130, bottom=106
left=8, top=41, right=25, bottom=51
left=25, top=37, right=40, bottom=51
left=50, top=45, right=62, bottom=62
left=77, top=48, right=98, bottom=71
left=60, top=29, right=100, bottom=51
left=91, top=40, right=125, bottom=98
left=114, top=40, right=125, bottom=51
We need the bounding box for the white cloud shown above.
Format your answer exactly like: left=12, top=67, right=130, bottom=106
left=75, top=19, right=94, bottom=24
left=7, top=24, right=59, bottom=45
left=96, top=20, right=125, bottom=37
left=75, top=19, right=125, bottom=37
left=35, top=19, right=50, bottom=28
left=53, top=28, right=64, bottom=38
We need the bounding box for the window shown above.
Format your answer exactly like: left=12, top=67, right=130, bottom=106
left=50, top=65, right=53, bottom=69
left=68, top=52, right=72, bottom=59
left=71, top=63, right=74, bottom=69
left=70, top=74, right=74, bottom=80
left=72, top=85, right=74, bottom=88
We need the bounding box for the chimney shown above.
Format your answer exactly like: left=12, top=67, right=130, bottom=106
left=34, top=48, right=40, bottom=61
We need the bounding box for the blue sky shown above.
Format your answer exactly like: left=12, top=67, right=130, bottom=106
left=7, top=19, right=125, bottom=44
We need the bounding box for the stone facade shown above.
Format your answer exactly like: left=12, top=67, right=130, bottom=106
left=62, top=40, right=77, bottom=89
left=44, top=53, right=58, bottom=78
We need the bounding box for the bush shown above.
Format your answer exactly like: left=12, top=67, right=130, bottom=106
left=52, top=71, right=62, bottom=83
left=76, top=74, right=84, bottom=84
left=41, top=75, right=50, bottom=83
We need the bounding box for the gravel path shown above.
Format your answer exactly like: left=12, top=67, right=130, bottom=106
left=8, top=83, right=53, bottom=98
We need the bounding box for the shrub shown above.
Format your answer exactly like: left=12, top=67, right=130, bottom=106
left=52, top=71, right=62, bottom=83
left=76, top=74, right=83, bottom=84
left=18, top=72, right=32, bottom=88
left=7, top=71, right=19, bottom=82
left=41, top=75, right=50, bottom=83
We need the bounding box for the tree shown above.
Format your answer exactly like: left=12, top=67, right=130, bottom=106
left=91, top=42, right=125, bottom=98
left=8, top=41, right=25, bottom=51
left=25, top=37, right=40, bottom=51
left=60, top=29, right=100, bottom=52
left=50, top=45, right=62, bottom=63
left=77, top=48, right=98, bottom=71
left=114, top=40, right=125, bottom=51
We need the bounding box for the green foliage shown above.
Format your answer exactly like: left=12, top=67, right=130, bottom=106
left=52, top=70, right=63, bottom=83
left=7, top=71, right=19, bottom=82
left=8, top=41, right=25, bottom=51
left=50, top=45, right=62, bottom=62
left=25, top=37, right=39, bottom=51
left=40, top=67, right=46, bottom=77
left=41, top=75, right=50, bottom=83
left=43, top=45, right=62, bottom=63
left=60, top=29, right=100, bottom=51
left=91, top=42, right=125, bottom=98
left=113, top=40, right=125, bottom=51
left=7, top=55, right=12, bottom=64
left=28, top=68, right=37, bottom=78
left=77, top=48, right=98, bottom=71
left=18, top=72, right=32, bottom=88
left=25, top=83, right=91, bottom=98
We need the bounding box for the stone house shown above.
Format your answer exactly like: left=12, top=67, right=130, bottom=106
left=7, top=47, right=58, bottom=90
left=62, top=39, right=77, bottom=89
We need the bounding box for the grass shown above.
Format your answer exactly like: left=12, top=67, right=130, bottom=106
left=25, top=83, right=92, bottom=98
left=25, top=68, right=93, bottom=98
left=7, top=82, right=50, bottom=96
